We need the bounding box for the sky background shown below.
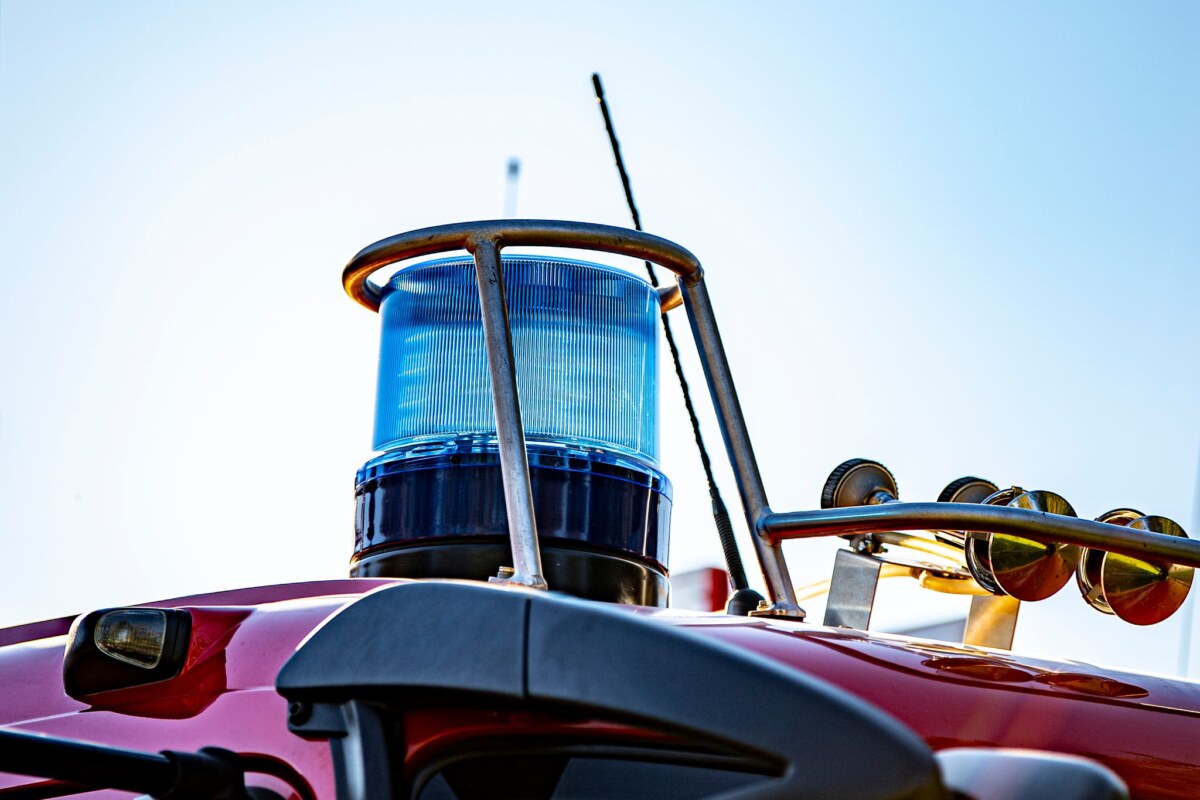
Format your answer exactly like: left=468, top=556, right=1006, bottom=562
left=1, top=2, right=1198, bottom=676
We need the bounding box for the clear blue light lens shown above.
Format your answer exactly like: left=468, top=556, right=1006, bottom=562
left=373, top=255, right=660, bottom=464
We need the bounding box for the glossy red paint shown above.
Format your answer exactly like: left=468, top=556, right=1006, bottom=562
left=693, top=618, right=1200, bottom=800
left=1, top=579, right=1197, bottom=799
left=0, top=579, right=398, bottom=798
left=72, top=607, right=252, bottom=718
left=0, top=579, right=399, bottom=648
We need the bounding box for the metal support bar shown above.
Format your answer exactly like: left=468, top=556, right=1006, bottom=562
left=680, top=280, right=802, bottom=615
left=469, top=238, right=547, bottom=591
left=763, top=503, right=1200, bottom=569
left=823, top=550, right=882, bottom=629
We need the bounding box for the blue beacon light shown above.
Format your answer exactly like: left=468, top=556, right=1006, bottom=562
left=350, top=255, right=673, bottom=606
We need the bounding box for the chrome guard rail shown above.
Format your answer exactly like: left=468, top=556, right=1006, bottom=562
left=764, top=504, right=1200, bottom=569
left=344, top=220, right=1200, bottom=613
left=343, top=220, right=800, bottom=608
left=343, top=220, right=701, bottom=312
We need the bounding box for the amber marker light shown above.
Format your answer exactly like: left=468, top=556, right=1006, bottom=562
left=63, top=608, right=191, bottom=698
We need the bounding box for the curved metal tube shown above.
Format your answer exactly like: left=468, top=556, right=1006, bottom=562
left=763, top=503, right=1200, bottom=569
left=343, top=219, right=702, bottom=312
left=871, top=531, right=964, bottom=564
left=657, top=283, right=683, bottom=311
left=917, top=572, right=991, bottom=596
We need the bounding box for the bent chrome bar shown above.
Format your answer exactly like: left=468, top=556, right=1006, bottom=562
left=343, top=220, right=801, bottom=611
left=764, top=503, right=1200, bottom=569
left=343, top=219, right=702, bottom=311
left=657, top=283, right=683, bottom=311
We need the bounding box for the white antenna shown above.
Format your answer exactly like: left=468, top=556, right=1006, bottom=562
left=503, top=157, right=521, bottom=217
left=1179, top=444, right=1200, bottom=676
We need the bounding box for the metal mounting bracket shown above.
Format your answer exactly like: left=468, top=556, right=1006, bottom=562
left=823, top=550, right=883, bottom=630
left=964, top=594, right=1020, bottom=650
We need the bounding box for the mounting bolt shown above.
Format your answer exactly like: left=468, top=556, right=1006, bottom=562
left=850, top=534, right=882, bottom=555
left=288, top=701, right=312, bottom=726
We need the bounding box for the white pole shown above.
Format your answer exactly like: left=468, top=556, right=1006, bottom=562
left=503, top=158, right=521, bottom=218
left=1178, top=444, right=1200, bottom=677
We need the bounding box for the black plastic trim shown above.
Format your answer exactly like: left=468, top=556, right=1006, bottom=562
left=276, top=581, right=944, bottom=800
left=351, top=540, right=669, bottom=607
left=409, top=739, right=771, bottom=800
left=0, top=729, right=284, bottom=800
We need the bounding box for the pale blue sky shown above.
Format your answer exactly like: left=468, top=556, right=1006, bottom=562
left=1, top=1, right=1198, bottom=675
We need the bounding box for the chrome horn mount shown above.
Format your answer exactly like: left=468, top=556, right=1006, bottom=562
left=815, top=458, right=1194, bottom=649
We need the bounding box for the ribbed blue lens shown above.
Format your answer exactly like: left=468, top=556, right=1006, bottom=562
left=372, top=255, right=660, bottom=464
left=355, top=253, right=672, bottom=600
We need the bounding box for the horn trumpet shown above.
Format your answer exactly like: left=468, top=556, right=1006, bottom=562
left=812, top=458, right=1196, bottom=626
left=1077, top=511, right=1193, bottom=625
left=964, top=490, right=1083, bottom=602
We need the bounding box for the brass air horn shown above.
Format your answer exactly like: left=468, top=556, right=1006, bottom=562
left=819, top=458, right=1194, bottom=625
left=1077, top=509, right=1193, bottom=625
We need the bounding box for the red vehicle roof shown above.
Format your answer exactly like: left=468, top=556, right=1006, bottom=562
left=1, top=579, right=1197, bottom=799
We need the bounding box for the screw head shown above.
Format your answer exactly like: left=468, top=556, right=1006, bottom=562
left=288, top=701, right=312, bottom=726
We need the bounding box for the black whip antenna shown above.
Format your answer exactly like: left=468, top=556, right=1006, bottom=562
left=591, top=73, right=763, bottom=614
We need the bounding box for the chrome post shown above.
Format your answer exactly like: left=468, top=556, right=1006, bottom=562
left=468, top=237, right=547, bottom=590
left=680, top=278, right=803, bottom=615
